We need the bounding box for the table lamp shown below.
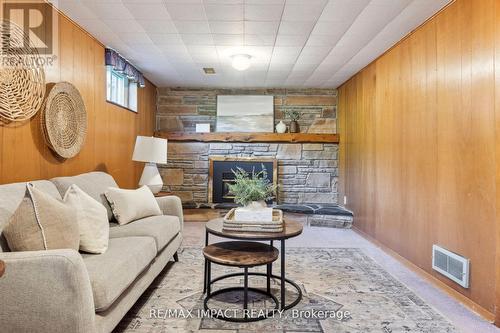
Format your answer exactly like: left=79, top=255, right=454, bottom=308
left=132, top=136, right=167, bottom=194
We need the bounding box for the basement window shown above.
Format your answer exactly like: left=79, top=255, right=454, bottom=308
left=106, top=66, right=138, bottom=112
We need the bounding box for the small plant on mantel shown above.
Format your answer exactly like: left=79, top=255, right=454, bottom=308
left=227, top=165, right=276, bottom=208
left=283, top=109, right=301, bottom=133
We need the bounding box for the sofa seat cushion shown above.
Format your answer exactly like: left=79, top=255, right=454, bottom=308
left=109, top=215, right=180, bottom=253
left=82, top=237, right=156, bottom=312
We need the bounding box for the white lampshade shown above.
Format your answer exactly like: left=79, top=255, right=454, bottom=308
left=132, top=136, right=167, bottom=164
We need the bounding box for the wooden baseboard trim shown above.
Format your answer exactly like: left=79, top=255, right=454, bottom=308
left=352, top=226, right=495, bottom=323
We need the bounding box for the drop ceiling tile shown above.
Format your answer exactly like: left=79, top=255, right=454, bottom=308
left=149, top=33, right=184, bottom=45
left=209, top=21, right=244, bottom=34
left=244, top=34, right=276, bottom=46
left=278, top=21, right=315, bottom=35
left=314, top=62, right=340, bottom=72
left=266, top=70, right=291, bottom=79
left=86, top=3, right=134, bottom=20
left=271, top=46, right=302, bottom=63
left=213, top=34, right=244, bottom=46
left=174, top=21, right=211, bottom=33
left=204, top=5, right=244, bottom=21
left=246, top=63, right=269, bottom=71
left=244, top=0, right=285, bottom=4
left=299, top=46, right=332, bottom=59
left=57, top=2, right=97, bottom=20
left=307, top=70, right=334, bottom=80
left=161, top=44, right=190, bottom=54
left=162, top=53, right=193, bottom=63
left=165, top=3, right=206, bottom=20
left=203, top=0, right=244, bottom=4
left=281, top=2, right=326, bottom=22
left=123, top=3, right=171, bottom=20
left=118, top=32, right=152, bottom=45
left=268, top=62, right=295, bottom=71
left=138, top=20, right=178, bottom=34
left=319, top=0, right=370, bottom=21
left=186, top=45, right=217, bottom=54
left=244, top=5, right=284, bottom=21
left=104, top=19, right=145, bottom=33
left=165, top=0, right=203, bottom=3
left=181, top=34, right=215, bottom=45
left=76, top=19, right=114, bottom=35
left=275, top=34, right=308, bottom=47
left=244, top=21, right=280, bottom=35
left=304, top=78, right=328, bottom=87
left=311, top=20, right=353, bottom=35
left=292, top=63, right=318, bottom=72
left=305, top=34, right=341, bottom=47
left=190, top=53, right=219, bottom=63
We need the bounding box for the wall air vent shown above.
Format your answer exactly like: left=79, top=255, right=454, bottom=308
left=432, top=245, right=470, bottom=288
left=203, top=67, right=216, bottom=74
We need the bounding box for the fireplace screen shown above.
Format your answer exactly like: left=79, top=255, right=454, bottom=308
left=222, top=172, right=236, bottom=200
left=209, top=157, right=277, bottom=204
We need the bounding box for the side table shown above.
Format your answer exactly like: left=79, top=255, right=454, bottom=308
left=204, top=218, right=303, bottom=311
left=203, top=241, right=279, bottom=322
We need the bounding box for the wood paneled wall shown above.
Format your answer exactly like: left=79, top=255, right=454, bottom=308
left=338, top=0, right=500, bottom=322
left=0, top=6, right=156, bottom=188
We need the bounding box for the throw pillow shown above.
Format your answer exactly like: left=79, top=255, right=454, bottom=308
left=104, top=186, right=162, bottom=225
left=3, top=183, right=79, bottom=251
left=64, top=184, right=109, bottom=254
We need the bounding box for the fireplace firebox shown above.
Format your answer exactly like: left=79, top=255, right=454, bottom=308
left=208, top=156, right=277, bottom=204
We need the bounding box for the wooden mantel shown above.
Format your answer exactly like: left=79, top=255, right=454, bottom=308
left=154, top=131, right=339, bottom=143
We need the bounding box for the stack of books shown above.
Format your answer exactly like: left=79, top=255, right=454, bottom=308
left=223, top=208, right=284, bottom=232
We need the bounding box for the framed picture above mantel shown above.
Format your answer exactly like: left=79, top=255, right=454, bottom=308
left=216, top=95, right=274, bottom=132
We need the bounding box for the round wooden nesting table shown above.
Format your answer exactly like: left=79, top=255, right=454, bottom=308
left=203, top=241, right=280, bottom=322
left=204, top=218, right=303, bottom=311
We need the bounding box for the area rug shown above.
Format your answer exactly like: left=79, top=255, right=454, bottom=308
left=115, top=247, right=457, bottom=333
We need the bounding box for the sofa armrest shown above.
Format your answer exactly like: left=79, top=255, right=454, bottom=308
left=156, top=195, right=184, bottom=231
left=0, top=249, right=96, bottom=333
left=156, top=195, right=184, bottom=232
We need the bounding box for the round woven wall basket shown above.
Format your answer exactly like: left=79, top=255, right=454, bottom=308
left=0, top=20, right=45, bottom=122
left=41, top=82, right=87, bottom=159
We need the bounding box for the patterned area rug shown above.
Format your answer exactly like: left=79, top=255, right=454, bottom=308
left=115, top=247, right=457, bottom=333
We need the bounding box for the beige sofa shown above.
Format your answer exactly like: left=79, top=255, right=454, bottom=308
left=0, top=172, right=183, bottom=333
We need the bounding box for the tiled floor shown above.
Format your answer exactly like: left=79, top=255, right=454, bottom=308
left=183, top=222, right=499, bottom=333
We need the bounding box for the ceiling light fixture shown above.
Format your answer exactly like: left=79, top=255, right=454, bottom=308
left=231, top=54, right=252, bottom=71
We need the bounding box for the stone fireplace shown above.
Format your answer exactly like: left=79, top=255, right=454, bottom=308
left=208, top=157, right=277, bottom=204
left=156, top=87, right=339, bottom=208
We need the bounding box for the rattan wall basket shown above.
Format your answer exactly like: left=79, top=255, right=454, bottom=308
left=41, top=82, right=87, bottom=159
left=0, top=20, right=45, bottom=122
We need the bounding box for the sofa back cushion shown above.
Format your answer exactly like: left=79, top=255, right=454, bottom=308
left=0, top=180, right=62, bottom=252
left=51, top=172, right=118, bottom=221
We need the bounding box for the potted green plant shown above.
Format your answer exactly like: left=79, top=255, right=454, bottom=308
left=283, top=109, right=301, bottom=133
left=227, top=166, right=276, bottom=221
